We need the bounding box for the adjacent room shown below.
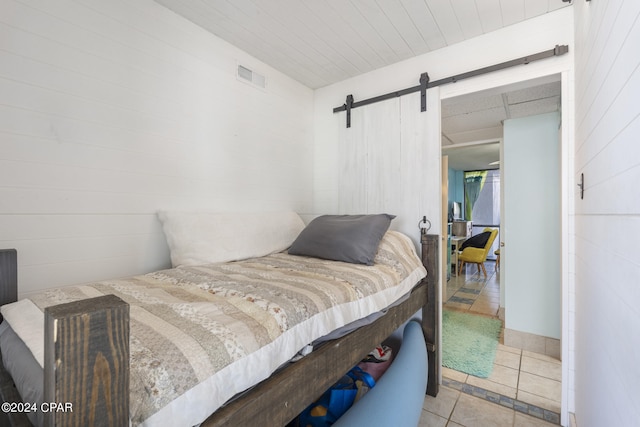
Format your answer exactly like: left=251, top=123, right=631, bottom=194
left=440, top=77, right=564, bottom=424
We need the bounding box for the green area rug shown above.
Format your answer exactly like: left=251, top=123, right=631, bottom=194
left=442, top=310, right=502, bottom=378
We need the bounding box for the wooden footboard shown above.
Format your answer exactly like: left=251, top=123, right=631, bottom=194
left=3, top=234, right=438, bottom=426
left=43, top=295, right=129, bottom=427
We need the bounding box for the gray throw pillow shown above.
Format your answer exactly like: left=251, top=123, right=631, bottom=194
left=288, top=214, right=395, bottom=265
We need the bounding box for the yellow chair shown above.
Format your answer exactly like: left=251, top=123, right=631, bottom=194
left=457, top=228, right=498, bottom=278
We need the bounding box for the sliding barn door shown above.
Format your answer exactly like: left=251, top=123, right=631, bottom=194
left=337, top=87, right=443, bottom=390
left=337, top=89, right=442, bottom=251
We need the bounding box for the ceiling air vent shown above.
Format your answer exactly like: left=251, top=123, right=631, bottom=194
left=237, top=65, right=266, bottom=89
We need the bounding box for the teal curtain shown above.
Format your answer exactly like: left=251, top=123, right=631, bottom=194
left=464, top=171, right=487, bottom=220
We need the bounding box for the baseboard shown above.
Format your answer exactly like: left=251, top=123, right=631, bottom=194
left=504, top=328, right=561, bottom=360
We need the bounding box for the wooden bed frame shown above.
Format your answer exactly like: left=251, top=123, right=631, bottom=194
left=0, top=234, right=439, bottom=427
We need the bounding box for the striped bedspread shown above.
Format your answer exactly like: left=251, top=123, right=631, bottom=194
left=4, top=231, right=426, bottom=426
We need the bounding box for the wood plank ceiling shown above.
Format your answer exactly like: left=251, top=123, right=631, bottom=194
left=153, top=0, right=569, bottom=89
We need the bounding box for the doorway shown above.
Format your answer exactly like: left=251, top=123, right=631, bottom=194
left=439, top=75, right=566, bottom=423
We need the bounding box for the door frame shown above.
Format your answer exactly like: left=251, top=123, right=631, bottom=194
left=438, top=69, right=574, bottom=426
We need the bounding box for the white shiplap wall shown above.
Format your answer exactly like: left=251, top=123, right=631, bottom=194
left=573, top=1, right=640, bottom=425
left=0, top=0, right=314, bottom=296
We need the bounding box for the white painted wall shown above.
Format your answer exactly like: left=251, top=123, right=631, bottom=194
left=572, top=1, right=640, bottom=425
left=503, top=112, right=561, bottom=340
left=0, top=0, right=314, bottom=296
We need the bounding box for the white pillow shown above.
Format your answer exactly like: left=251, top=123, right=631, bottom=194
left=158, top=211, right=305, bottom=267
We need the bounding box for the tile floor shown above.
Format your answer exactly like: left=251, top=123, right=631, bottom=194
left=418, top=260, right=562, bottom=426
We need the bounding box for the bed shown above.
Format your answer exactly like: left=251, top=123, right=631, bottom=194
left=0, top=212, right=439, bottom=427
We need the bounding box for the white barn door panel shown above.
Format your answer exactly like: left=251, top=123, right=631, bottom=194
left=337, top=87, right=442, bottom=389
left=338, top=106, right=366, bottom=214
left=338, top=100, right=400, bottom=215
left=338, top=88, right=441, bottom=250
left=398, top=91, right=441, bottom=248
left=367, top=101, right=402, bottom=216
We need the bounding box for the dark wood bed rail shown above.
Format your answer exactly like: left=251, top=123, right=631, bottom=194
left=421, top=233, right=440, bottom=397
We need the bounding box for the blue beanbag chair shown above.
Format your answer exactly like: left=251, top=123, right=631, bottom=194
left=332, top=320, right=428, bottom=426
